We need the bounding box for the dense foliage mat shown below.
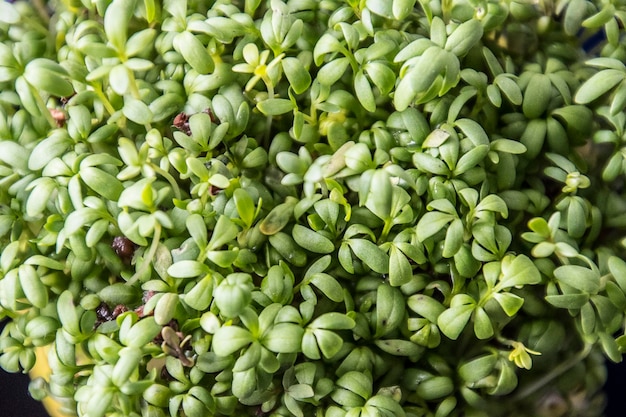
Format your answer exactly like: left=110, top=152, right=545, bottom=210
left=2, top=0, right=626, bottom=416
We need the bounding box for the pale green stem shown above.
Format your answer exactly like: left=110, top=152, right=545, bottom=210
left=151, top=164, right=182, bottom=200
left=263, top=79, right=275, bottom=145
left=94, top=88, right=117, bottom=116
left=26, top=81, right=57, bottom=129
left=379, top=218, right=393, bottom=243
left=126, top=222, right=162, bottom=286
left=127, top=71, right=153, bottom=132
left=441, top=0, right=452, bottom=22
left=31, top=0, right=50, bottom=25
left=93, top=88, right=133, bottom=138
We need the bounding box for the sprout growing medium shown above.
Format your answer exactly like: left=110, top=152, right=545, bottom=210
left=1, top=0, right=626, bottom=416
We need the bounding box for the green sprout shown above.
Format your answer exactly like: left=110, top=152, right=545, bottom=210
left=2, top=1, right=626, bottom=417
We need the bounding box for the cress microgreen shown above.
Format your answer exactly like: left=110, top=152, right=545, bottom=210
left=1, top=1, right=626, bottom=417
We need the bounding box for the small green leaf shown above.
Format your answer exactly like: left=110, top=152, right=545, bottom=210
left=487, top=83, right=502, bottom=107
left=348, top=239, right=389, bottom=274
left=454, top=145, right=489, bottom=175
left=112, top=346, right=142, bottom=386
left=184, top=275, right=214, bottom=311
left=29, top=133, right=72, bottom=171
left=0, top=141, right=29, bottom=171
left=154, top=292, right=179, bottom=325
left=498, top=255, right=541, bottom=289
left=563, top=0, right=587, bottom=35
left=313, top=329, right=345, bottom=359
left=442, top=218, right=464, bottom=258
left=257, top=98, right=296, bottom=116
left=494, top=75, right=522, bottom=105
left=287, top=384, right=315, bottom=400
left=523, top=73, right=552, bottom=119
left=99, top=283, right=141, bottom=305
left=25, top=316, right=58, bottom=345
left=375, top=339, right=422, bottom=357
left=389, top=245, right=412, bottom=286
left=365, top=62, right=395, bottom=95
left=599, top=332, right=621, bottom=363
left=80, top=167, right=124, bottom=201
left=575, top=69, right=625, bottom=104
left=84, top=389, right=114, bottom=417
left=122, top=316, right=162, bottom=348
left=455, top=118, right=489, bottom=146
left=104, top=0, right=137, bottom=52
left=553, top=265, right=601, bottom=294
left=262, top=323, right=304, bottom=353
left=445, top=19, right=483, bottom=57
left=310, top=312, right=355, bottom=330
left=313, top=34, right=345, bottom=65
left=354, top=70, right=376, bottom=112
left=15, top=76, right=43, bottom=118
left=233, top=188, right=256, bottom=227
left=143, top=384, right=173, bottom=408
left=437, top=299, right=475, bottom=340
left=545, top=293, right=590, bottom=309
left=407, top=294, right=445, bottom=323
left=173, top=31, right=214, bottom=74
left=208, top=216, right=239, bottom=250
left=490, top=139, right=526, bottom=154
left=109, top=64, right=131, bottom=95
left=214, top=273, right=253, bottom=317
left=269, top=232, right=307, bottom=267
left=476, top=195, right=509, bottom=218
left=567, top=197, right=586, bottom=238
left=24, top=256, right=65, bottom=270
left=412, top=152, right=451, bottom=175
left=416, top=212, right=455, bottom=241
left=167, top=260, right=210, bottom=279
left=415, top=376, right=454, bottom=400
left=365, top=169, right=393, bottom=221
left=26, top=178, right=56, bottom=218
left=292, top=224, right=335, bottom=254
left=24, top=59, right=73, bottom=98
left=57, top=291, right=80, bottom=335
left=317, top=57, right=350, bottom=86
left=366, top=394, right=406, bottom=417
left=609, top=256, right=626, bottom=293
left=125, top=28, right=157, bottom=56
left=150, top=94, right=185, bottom=122
left=335, top=371, right=372, bottom=401
left=492, top=292, right=524, bottom=316
left=123, top=96, right=153, bottom=125
left=375, top=284, right=405, bottom=337
left=186, top=213, right=207, bottom=247
left=18, top=265, right=48, bottom=309
left=473, top=307, right=494, bottom=339
left=310, top=273, right=343, bottom=302
left=212, top=326, right=253, bottom=356
left=282, top=57, right=312, bottom=94
left=458, top=354, right=498, bottom=383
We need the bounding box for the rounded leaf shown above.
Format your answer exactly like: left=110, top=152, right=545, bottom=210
left=445, top=19, right=483, bottom=57
left=575, top=69, right=625, bottom=104
left=553, top=265, right=601, bottom=294
left=173, top=31, right=214, bottom=74
left=212, top=326, right=253, bottom=356
left=292, top=224, right=335, bottom=254
left=523, top=73, right=552, bottom=119
left=415, top=376, right=454, bottom=400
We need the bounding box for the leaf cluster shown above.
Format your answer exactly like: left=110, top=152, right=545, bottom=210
left=0, top=1, right=625, bottom=417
